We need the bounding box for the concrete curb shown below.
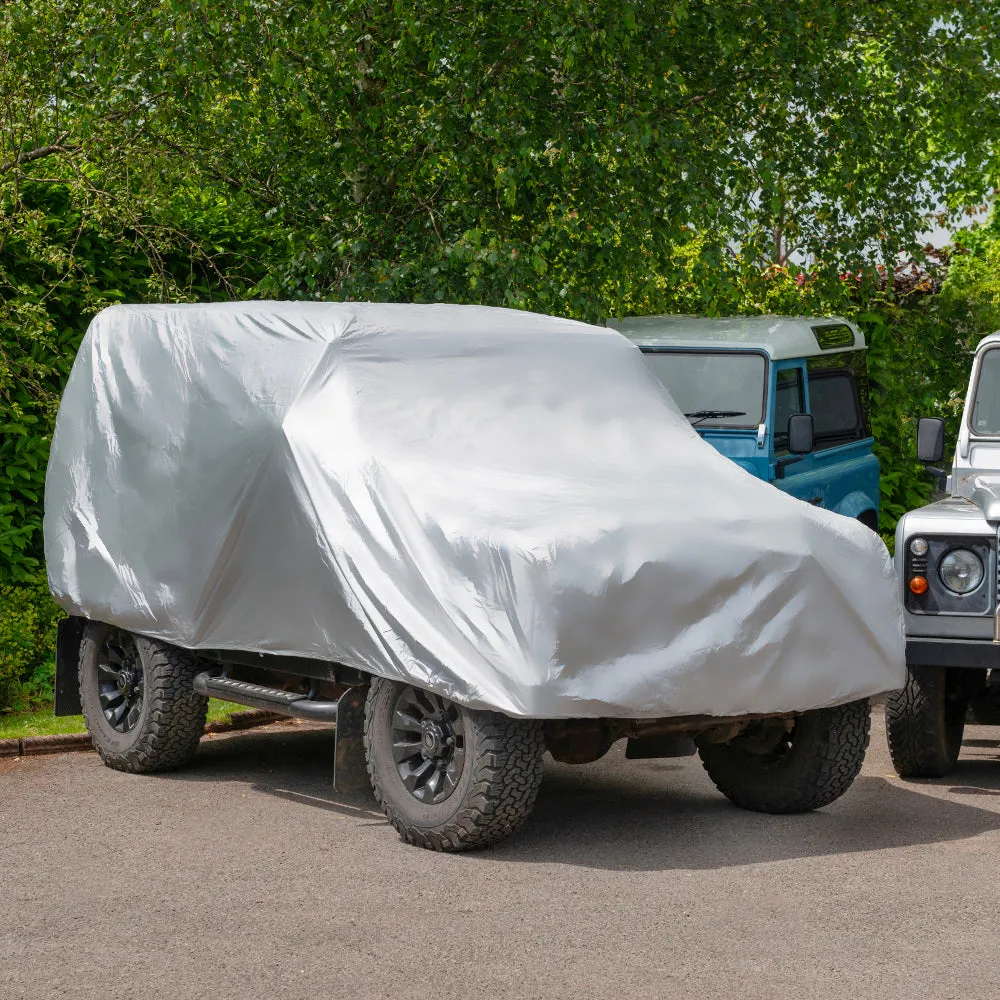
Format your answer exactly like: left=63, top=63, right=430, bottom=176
left=0, top=709, right=284, bottom=758
left=204, top=710, right=285, bottom=734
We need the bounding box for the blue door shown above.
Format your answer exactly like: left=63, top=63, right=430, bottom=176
left=770, top=357, right=879, bottom=525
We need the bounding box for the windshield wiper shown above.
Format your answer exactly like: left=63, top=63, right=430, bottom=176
left=684, top=409, right=747, bottom=426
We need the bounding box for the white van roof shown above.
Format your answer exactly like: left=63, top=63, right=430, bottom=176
left=607, top=314, right=865, bottom=361
left=975, top=331, right=1000, bottom=352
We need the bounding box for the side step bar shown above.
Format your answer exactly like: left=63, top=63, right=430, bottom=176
left=193, top=673, right=340, bottom=721
left=192, top=672, right=370, bottom=793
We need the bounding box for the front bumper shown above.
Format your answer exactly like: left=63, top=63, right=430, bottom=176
left=907, top=636, right=1000, bottom=670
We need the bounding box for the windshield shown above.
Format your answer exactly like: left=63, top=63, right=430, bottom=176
left=640, top=350, right=767, bottom=427
left=971, top=347, right=1000, bottom=435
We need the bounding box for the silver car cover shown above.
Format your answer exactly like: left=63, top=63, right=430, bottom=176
left=44, top=302, right=905, bottom=718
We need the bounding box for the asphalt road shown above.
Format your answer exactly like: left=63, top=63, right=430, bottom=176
left=3, top=707, right=1000, bottom=1000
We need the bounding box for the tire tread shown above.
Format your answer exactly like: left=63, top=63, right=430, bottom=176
left=697, top=699, right=871, bottom=813
left=885, top=664, right=963, bottom=778
left=80, top=631, right=208, bottom=774
left=365, top=679, right=544, bottom=852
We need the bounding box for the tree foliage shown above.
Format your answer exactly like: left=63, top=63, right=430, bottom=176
left=861, top=223, right=1000, bottom=537
left=159, top=1, right=1000, bottom=312
left=0, top=576, right=62, bottom=710
left=6, top=2, right=1000, bottom=314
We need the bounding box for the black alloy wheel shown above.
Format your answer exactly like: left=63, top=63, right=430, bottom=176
left=390, top=685, right=467, bottom=804
left=96, top=630, right=145, bottom=734
left=79, top=623, right=209, bottom=773
left=364, top=677, right=545, bottom=851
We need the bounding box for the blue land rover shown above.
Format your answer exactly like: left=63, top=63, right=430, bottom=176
left=608, top=315, right=879, bottom=530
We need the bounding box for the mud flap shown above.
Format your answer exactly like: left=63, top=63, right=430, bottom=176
left=333, top=686, right=370, bottom=794
left=54, top=616, right=87, bottom=716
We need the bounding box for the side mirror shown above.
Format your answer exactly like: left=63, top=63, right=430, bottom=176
left=916, top=417, right=946, bottom=464
left=788, top=413, right=815, bottom=455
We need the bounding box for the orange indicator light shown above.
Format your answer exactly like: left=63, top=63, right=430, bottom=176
left=909, top=576, right=929, bottom=595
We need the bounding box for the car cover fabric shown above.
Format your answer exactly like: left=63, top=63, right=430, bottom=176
left=44, top=302, right=905, bottom=718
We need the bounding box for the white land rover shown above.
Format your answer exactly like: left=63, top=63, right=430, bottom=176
left=890, top=330, right=1000, bottom=775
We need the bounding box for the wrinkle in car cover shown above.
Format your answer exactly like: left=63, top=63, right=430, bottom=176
left=44, top=302, right=905, bottom=718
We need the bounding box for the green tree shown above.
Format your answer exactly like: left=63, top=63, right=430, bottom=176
left=87, top=0, right=999, bottom=312
left=9, top=2, right=1000, bottom=315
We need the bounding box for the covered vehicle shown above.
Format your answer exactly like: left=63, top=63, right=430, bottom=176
left=45, top=302, right=904, bottom=850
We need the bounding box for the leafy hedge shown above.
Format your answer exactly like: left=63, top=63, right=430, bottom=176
left=0, top=574, right=63, bottom=711
left=861, top=231, right=1000, bottom=541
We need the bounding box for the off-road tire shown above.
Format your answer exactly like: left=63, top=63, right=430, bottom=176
left=885, top=664, right=965, bottom=777
left=695, top=698, right=871, bottom=813
left=364, top=678, right=544, bottom=851
left=79, top=624, right=209, bottom=773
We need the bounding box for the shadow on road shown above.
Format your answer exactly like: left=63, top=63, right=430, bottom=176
left=157, top=725, right=1000, bottom=871
left=490, top=755, right=1000, bottom=871
left=159, top=725, right=382, bottom=820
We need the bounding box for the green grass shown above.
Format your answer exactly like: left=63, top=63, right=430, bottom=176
left=0, top=710, right=89, bottom=739
left=0, top=698, right=243, bottom=740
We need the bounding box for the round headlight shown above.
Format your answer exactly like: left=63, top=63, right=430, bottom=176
left=939, top=549, right=984, bottom=594
left=910, top=537, right=929, bottom=557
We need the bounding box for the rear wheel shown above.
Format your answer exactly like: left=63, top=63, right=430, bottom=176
left=364, top=678, right=544, bottom=851
left=695, top=699, right=871, bottom=813
left=79, top=624, right=208, bottom=773
left=885, top=664, right=966, bottom=777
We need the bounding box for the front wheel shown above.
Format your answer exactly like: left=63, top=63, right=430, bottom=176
left=695, top=699, right=871, bottom=813
left=79, top=624, right=209, bottom=773
left=364, top=678, right=544, bottom=851
left=885, top=664, right=966, bottom=777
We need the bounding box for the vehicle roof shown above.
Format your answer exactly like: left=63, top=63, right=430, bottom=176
left=976, top=331, right=1000, bottom=352
left=606, top=314, right=866, bottom=361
